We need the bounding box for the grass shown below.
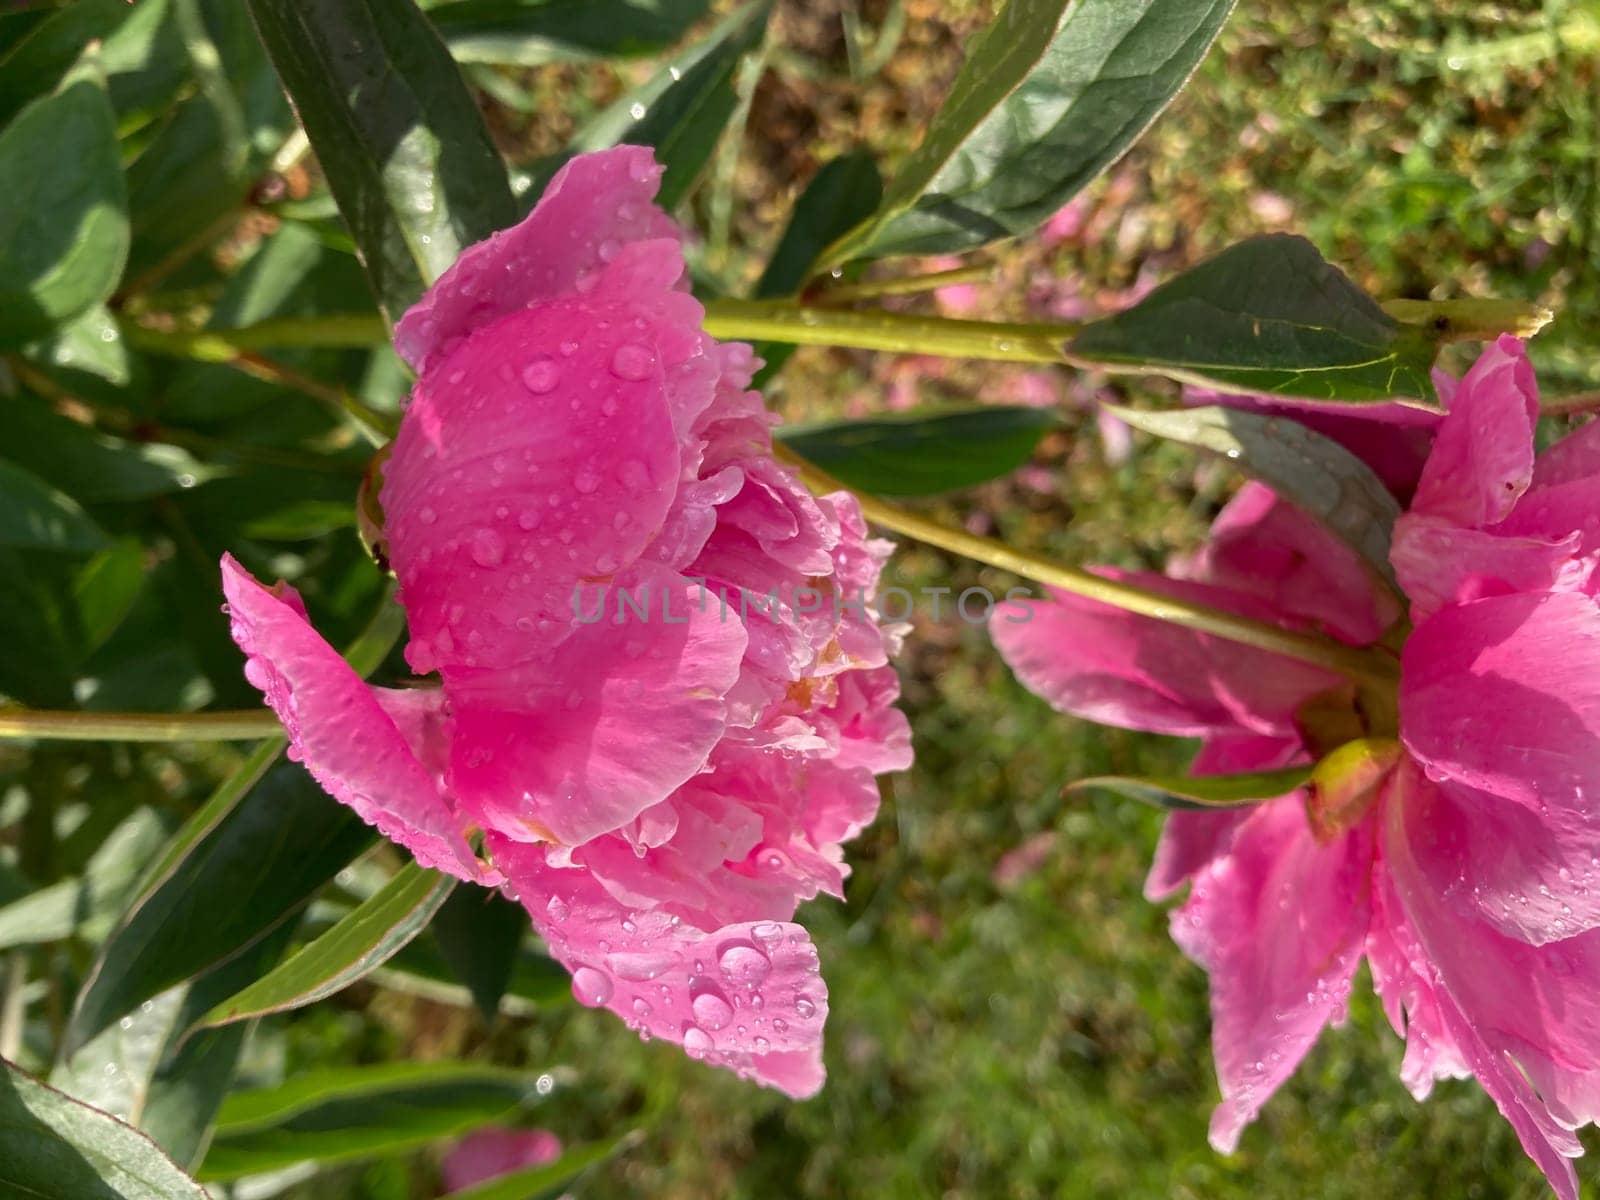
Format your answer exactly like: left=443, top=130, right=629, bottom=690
left=277, top=2, right=1599, bottom=1197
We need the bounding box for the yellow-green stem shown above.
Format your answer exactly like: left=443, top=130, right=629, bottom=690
left=777, top=448, right=1401, bottom=690
left=703, top=299, right=1069, bottom=363
left=0, top=710, right=283, bottom=742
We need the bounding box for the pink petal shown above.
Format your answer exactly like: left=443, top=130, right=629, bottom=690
left=440, top=1128, right=561, bottom=1192
left=1409, top=335, right=1539, bottom=527
left=447, top=563, right=747, bottom=847
left=495, top=838, right=829, bottom=1098
left=1144, top=734, right=1303, bottom=900
left=990, top=572, right=1340, bottom=739
left=1170, top=797, right=1372, bottom=1153
left=1400, top=591, right=1600, bottom=815
left=1182, top=481, right=1400, bottom=643
left=219, top=555, right=496, bottom=884
left=1532, top=417, right=1600, bottom=491
left=394, top=146, right=683, bottom=374
left=1380, top=779, right=1590, bottom=1200
left=1391, top=515, right=1583, bottom=622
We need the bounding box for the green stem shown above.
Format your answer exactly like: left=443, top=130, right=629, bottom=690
left=777, top=448, right=1401, bottom=690
left=702, top=299, right=1071, bottom=362
left=0, top=710, right=284, bottom=742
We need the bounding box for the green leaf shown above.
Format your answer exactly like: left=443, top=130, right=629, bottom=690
left=1067, top=765, right=1312, bottom=810
left=246, top=0, right=518, bottom=323
left=839, top=0, right=1234, bottom=259
left=750, top=151, right=882, bottom=384
left=199, top=1062, right=542, bottom=1181
left=0, top=1057, right=209, bottom=1200
left=0, top=809, right=169, bottom=951
left=65, top=762, right=374, bottom=1052
left=74, top=541, right=148, bottom=654
left=50, top=986, right=189, bottom=1132
left=443, top=1134, right=631, bottom=1200
left=1068, top=235, right=1442, bottom=403
left=776, top=405, right=1058, bottom=496
left=195, top=862, right=455, bottom=1030
left=426, top=0, right=710, bottom=65
left=24, top=303, right=133, bottom=386
left=430, top=886, right=529, bottom=1020
left=380, top=927, right=571, bottom=1016
left=0, top=47, right=129, bottom=347
left=0, top=459, right=109, bottom=553
left=0, top=0, right=187, bottom=124
left=0, top=395, right=220, bottom=504
left=615, top=0, right=771, bottom=210
left=1108, top=403, right=1403, bottom=590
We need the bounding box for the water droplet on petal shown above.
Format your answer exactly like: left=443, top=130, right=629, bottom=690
left=521, top=357, right=561, bottom=393
left=574, top=464, right=601, bottom=494
left=682, top=1025, right=714, bottom=1058
left=794, top=996, right=817, bottom=1019
left=572, top=965, right=613, bottom=1007
left=546, top=895, right=570, bottom=922
left=692, top=990, right=735, bottom=1031
left=718, top=943, right=771, bottom=987
left=470, top=528, right=505, bottom=567
left=610, top=343, right=654, bottom=381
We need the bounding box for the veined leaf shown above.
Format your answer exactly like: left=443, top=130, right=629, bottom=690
left=1068, top=765, right=1312, bottom=810
left=776, top=405, right=1058, bottom=495
left=199, top=1062, right=543, bottom=1181
left=426, top=0, right=710, bottom=65
left=195, top=862, right=455, bottom=1031
left=0, top=46, right=129, bottom=347
left=1108, top=403, right=1403, bottom=589
left=1068, top=235, right=1442, bottom=403
left=246, top=0, right=517, bottom=323
left=0, top=1058, right=208, bottom=1200
left=838, top=0, right=1236, bottom=260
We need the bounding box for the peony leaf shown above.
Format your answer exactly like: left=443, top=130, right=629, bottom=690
left=1068, top=765, right=1311, bottom=810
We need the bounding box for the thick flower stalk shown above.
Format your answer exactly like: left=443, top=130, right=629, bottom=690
left=221, top=147, right=911, bottom=1096
left=991, top=338, right=1600, bottom=1198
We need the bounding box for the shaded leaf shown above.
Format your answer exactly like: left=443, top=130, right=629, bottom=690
left=0, top=459, right=109, bottom=553
left=0, top=0, right=186, bottom=124
left=426, top=0, right=710, bottom=65
left=1068, top=235, right=1441, bottom=403
left=0, top=46, right=129, bottom=347
left=1068, top=765, right=1312, bottom=810
left=246, top=0, right=517, bottom=323
left=74, top=541, right=148, bottom=654
left=431, top=885, right=529, bottom=1020
left=0, top=1057, right=208, bottom=1200
left=845, top=0, right=1235, bottom=258
left=195, top=863, right=454, bottom=1030
left=1108, top=403, right=1403, bottom=589
left=199, top=1062, right=541, bottom=1181
left=776, top=405, right=1058, bottom=495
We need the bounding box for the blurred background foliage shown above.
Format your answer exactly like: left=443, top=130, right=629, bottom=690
left=1, top=0, right=1595, bottom=1196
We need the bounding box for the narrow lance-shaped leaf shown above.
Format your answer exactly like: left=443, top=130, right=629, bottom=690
left=0, top=1057, right=209, bottom=1200
left=775, top=405, right=1059, bottom=496
left=194, top=862, right=455, bottom=1031
left=245, top=0, right=517, bottom=323
left=1068, top=234, right=1442, bottom=404
left=424, top=0, right=710, bottom=66
left=199, top=1062, right=544, bottom=1181
left=430, top=884, right=529, bottom=1021
left=0, top=44, right=129, bottom=347
left=1107, top=403, right=1403, bottom=591
left=834, top=0, right=1236, bottom=261
left=1067, top=765, right=1312, bottom=811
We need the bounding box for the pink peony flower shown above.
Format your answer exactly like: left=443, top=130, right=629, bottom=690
left=221, top=146, right=910, bottom=1096
left=991, top=337, right=1600, bottom=1198
left=440, top=1127, right=561, bottom=1193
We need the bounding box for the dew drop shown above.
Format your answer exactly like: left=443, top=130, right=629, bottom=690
left=610, top=343, right=654, bottom=381
left=546, top=895, right=570, bottom=923
left=794, top=996, right=817, bottom=1019
left=682, top=1025, right=714, bottom=1058
left=718, top=943, right=772, bottom=987
left=571, top=965, right=613, bottom=1007
left=692, top=990, right=735, bottom=1031
left=470, top=528, right=505, bottom=567
left=574, top=463, right=602, bottom=494
left=521, top=357, right=561, bottom=393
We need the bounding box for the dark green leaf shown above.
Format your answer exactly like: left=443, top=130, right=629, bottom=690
left=24, top=304, right=132, bottom=386
left=431, top=886, right=529, bottom=1020
left=74, top=541, right=148, bottom=654
left=0, top=394, right=221, bottom=504
left=0, top=0, right=187, bottom=124
left=195, top=863, right=454, bottom=1030
left=776, top=405, right=1058, bottom=495
left=1067, top=765, right=1312, bottom=810
left=616, top=0, right=771, bottom=210
left=848, top=0, right=1235, bottom=257
left=0, top=459, right=109, bottom=553
left=245, top=0, right=517, bottom=323
left=426, top=0, right=709, bottom=64
left=443, top=1134, right=632, bottom=1200
left=199, top=1062, right=541, bottom=1181
left=382, top=927, right=571, bottom=1016
left=65, top=762, right=374, bottom=1052
left=51, top=986, right=188, bottom=1132
left=750, top=151, right=881, bottom=384
left=1109, top=403, right=1404, bottom=590
left=0, top=1057, right=208, bottom=1200
left=1068, top=235, right=1442, bottom=403
left=0, top=47, right=129, bottom=347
